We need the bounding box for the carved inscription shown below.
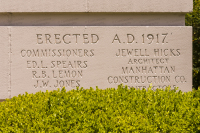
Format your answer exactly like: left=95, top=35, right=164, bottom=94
left=25, top=58, right=89, bottom=88
left=108, top=33, right=187, bottom=90
left=36, top=34, right=99, bottom=44
left=20, top=33, right=99, bottom=89
left=14, top=27, right=191, bottom=95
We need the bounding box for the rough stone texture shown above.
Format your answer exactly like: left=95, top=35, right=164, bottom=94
left=0, top=0, right=192, bottom=13
left=10, top=26, right=192, bottom=97
left=0, top=13, right=185, bottom=26
left=0, top=27, right=9, bottom=99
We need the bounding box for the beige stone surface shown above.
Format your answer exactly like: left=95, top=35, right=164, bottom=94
left=0, top=27, right=9, bottom=99
left=0, top=0, right=192, bottom=13
left=88, top=0, right=193, bottom=13
left=10, top=26, right=192, bottom=97
left=0, top=0, right=86, bottom=12
left=0, top=13, right=185, bottom=26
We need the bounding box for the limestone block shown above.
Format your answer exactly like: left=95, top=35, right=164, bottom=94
left=10, top=26, right=192, bottom=97
left=0, top=0, right=86, bottom=12
left=0, top=0, right=192, bottom=13
left=88, top=0, right=192, bottom=12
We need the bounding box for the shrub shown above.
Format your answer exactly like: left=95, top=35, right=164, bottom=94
left=0, top=85, right=200, bottom=132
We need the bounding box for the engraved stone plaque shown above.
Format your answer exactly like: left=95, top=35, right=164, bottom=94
left=11, top=26, right=192, bottom=97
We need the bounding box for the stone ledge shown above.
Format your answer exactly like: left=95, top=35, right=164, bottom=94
left=0, top=13, right=185, bottom=26
left=0, top=0, right=192, bottom=13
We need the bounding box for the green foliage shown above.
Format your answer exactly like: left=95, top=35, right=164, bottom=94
left=0, top=85, right=200, bottom=132
left=186, top=0, right=200, bottom=89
